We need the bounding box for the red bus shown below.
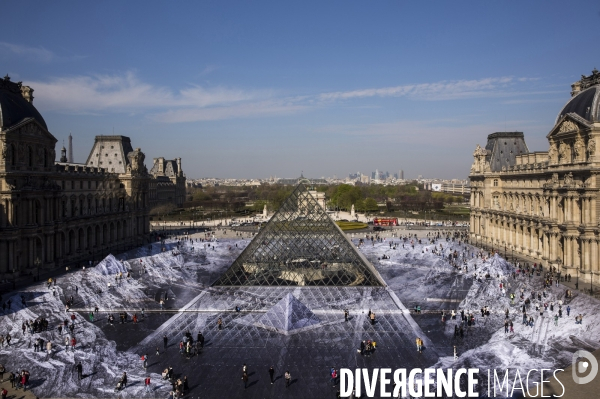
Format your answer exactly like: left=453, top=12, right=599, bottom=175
left=373, top=217, right=398, bottom=226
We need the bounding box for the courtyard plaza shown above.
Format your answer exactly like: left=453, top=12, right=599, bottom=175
left=0, top=227, right=598, bottom=398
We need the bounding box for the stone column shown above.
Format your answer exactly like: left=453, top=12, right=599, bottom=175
left=586, top=198, right=591, bottom=225
left=575, top=238, right=581, bottom=270
left=552, top=233, right=557, bottom=262
left=585, top=239, right=592, bottom=272
left=593, top=240, right=599, bottom=273
left=0, top=240, right=7, bottom=273
left=8, top=240, right=14, bottom=272
left=563, top=235, right=569, bottom=267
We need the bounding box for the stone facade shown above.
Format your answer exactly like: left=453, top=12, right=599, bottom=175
left=149, top=157, right=186, bottom=208
left=0, top=76, right=153, bottom=278
left=469, top=70, right=600, bottom=285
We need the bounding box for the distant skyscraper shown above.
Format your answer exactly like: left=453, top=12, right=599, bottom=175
left=399, top=169, right=404, bottom=180
left=68, top=133, right=73, bottom=163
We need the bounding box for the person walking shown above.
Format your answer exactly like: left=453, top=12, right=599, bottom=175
left=268, top=366, right=275, bottom=384
left=330, top=367, right=338, bottom=386
left=285, top=371, right=291, bottom=388
left=46, top=340, right=52, bottom=359
left=242, top=371, right=248, bottom=389
left=144, top=376, right=151, bottom=393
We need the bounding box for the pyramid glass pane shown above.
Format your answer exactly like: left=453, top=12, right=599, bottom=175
left=214, top=184, right=384, bottom=286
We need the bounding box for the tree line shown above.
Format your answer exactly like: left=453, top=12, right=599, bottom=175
left=181, top=183, right=464, bottom=215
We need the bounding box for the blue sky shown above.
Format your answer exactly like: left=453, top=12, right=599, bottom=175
left=1, top=1, right=598, bottom=179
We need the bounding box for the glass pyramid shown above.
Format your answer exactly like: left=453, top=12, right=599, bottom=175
left=254, top=293, right=321, bottom=334
left=213, top=184, right=384, bottom=286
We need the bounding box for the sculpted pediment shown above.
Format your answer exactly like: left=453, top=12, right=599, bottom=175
left=3, top=117, right=57, bottom=142
left=547, top=114, right=591, bottom=140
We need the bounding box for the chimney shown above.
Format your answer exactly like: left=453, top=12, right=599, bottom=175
left=20, top=85, right=34, bottom=103
left=158, top=157, right=164, bottom=173
left=68, top=133, right=73, bottom=163
left=176, top=157, right=182, bottom=176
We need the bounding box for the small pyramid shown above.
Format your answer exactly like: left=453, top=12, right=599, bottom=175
left=255, top=293, right=320, bottom=334
left=94, top=254, right=126, bottom=276
left=213, top=184, right=384, bottom=286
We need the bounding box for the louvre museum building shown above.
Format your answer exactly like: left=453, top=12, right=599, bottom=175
left=470, top=69, right=600, bottom=285
left=0, top=75, right=184, bottom=279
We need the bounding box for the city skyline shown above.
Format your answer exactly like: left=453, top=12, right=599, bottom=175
left=1, top=1, right=598, bottom=179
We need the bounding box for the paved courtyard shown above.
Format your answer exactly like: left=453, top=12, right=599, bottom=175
left=1, top=228, right=599, bottom=398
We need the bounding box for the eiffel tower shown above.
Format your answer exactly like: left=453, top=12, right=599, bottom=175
left=213, top=184, right=384, bottom=286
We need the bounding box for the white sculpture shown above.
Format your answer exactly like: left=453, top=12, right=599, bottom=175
left=350, top=204, right=355, bottom=218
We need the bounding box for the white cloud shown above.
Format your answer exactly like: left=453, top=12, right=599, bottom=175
left=318, top=77, right=517, bottom=102
left=0, top=41, right=56, bottom=62
left=27, top=71, right=542, bottom=123
left=154, top=100, right=306, bottom=123
left=31, top=72, right=266, bottom=115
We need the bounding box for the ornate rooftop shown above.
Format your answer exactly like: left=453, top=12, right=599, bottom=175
left=557, top=69, right=600, bottom=124
left=0, top=75, right=47, bottom=130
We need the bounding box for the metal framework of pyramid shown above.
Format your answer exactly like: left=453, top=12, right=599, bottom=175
left=214, top=184, right=384, bottom=286
left=254, top=293, right=321, bottom=334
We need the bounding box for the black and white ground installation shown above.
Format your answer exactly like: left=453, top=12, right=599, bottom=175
left=0, top=196, right=599, bottom=398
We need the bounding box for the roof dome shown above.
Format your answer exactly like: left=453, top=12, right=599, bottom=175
left=0, top=75, right=47, bottom=130
left=556, top=85, right=600, bottom=124
left=556, top=69, right=600, bottom=125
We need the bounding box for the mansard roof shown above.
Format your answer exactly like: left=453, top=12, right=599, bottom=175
left=484, top=132, right=529, bottom=172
